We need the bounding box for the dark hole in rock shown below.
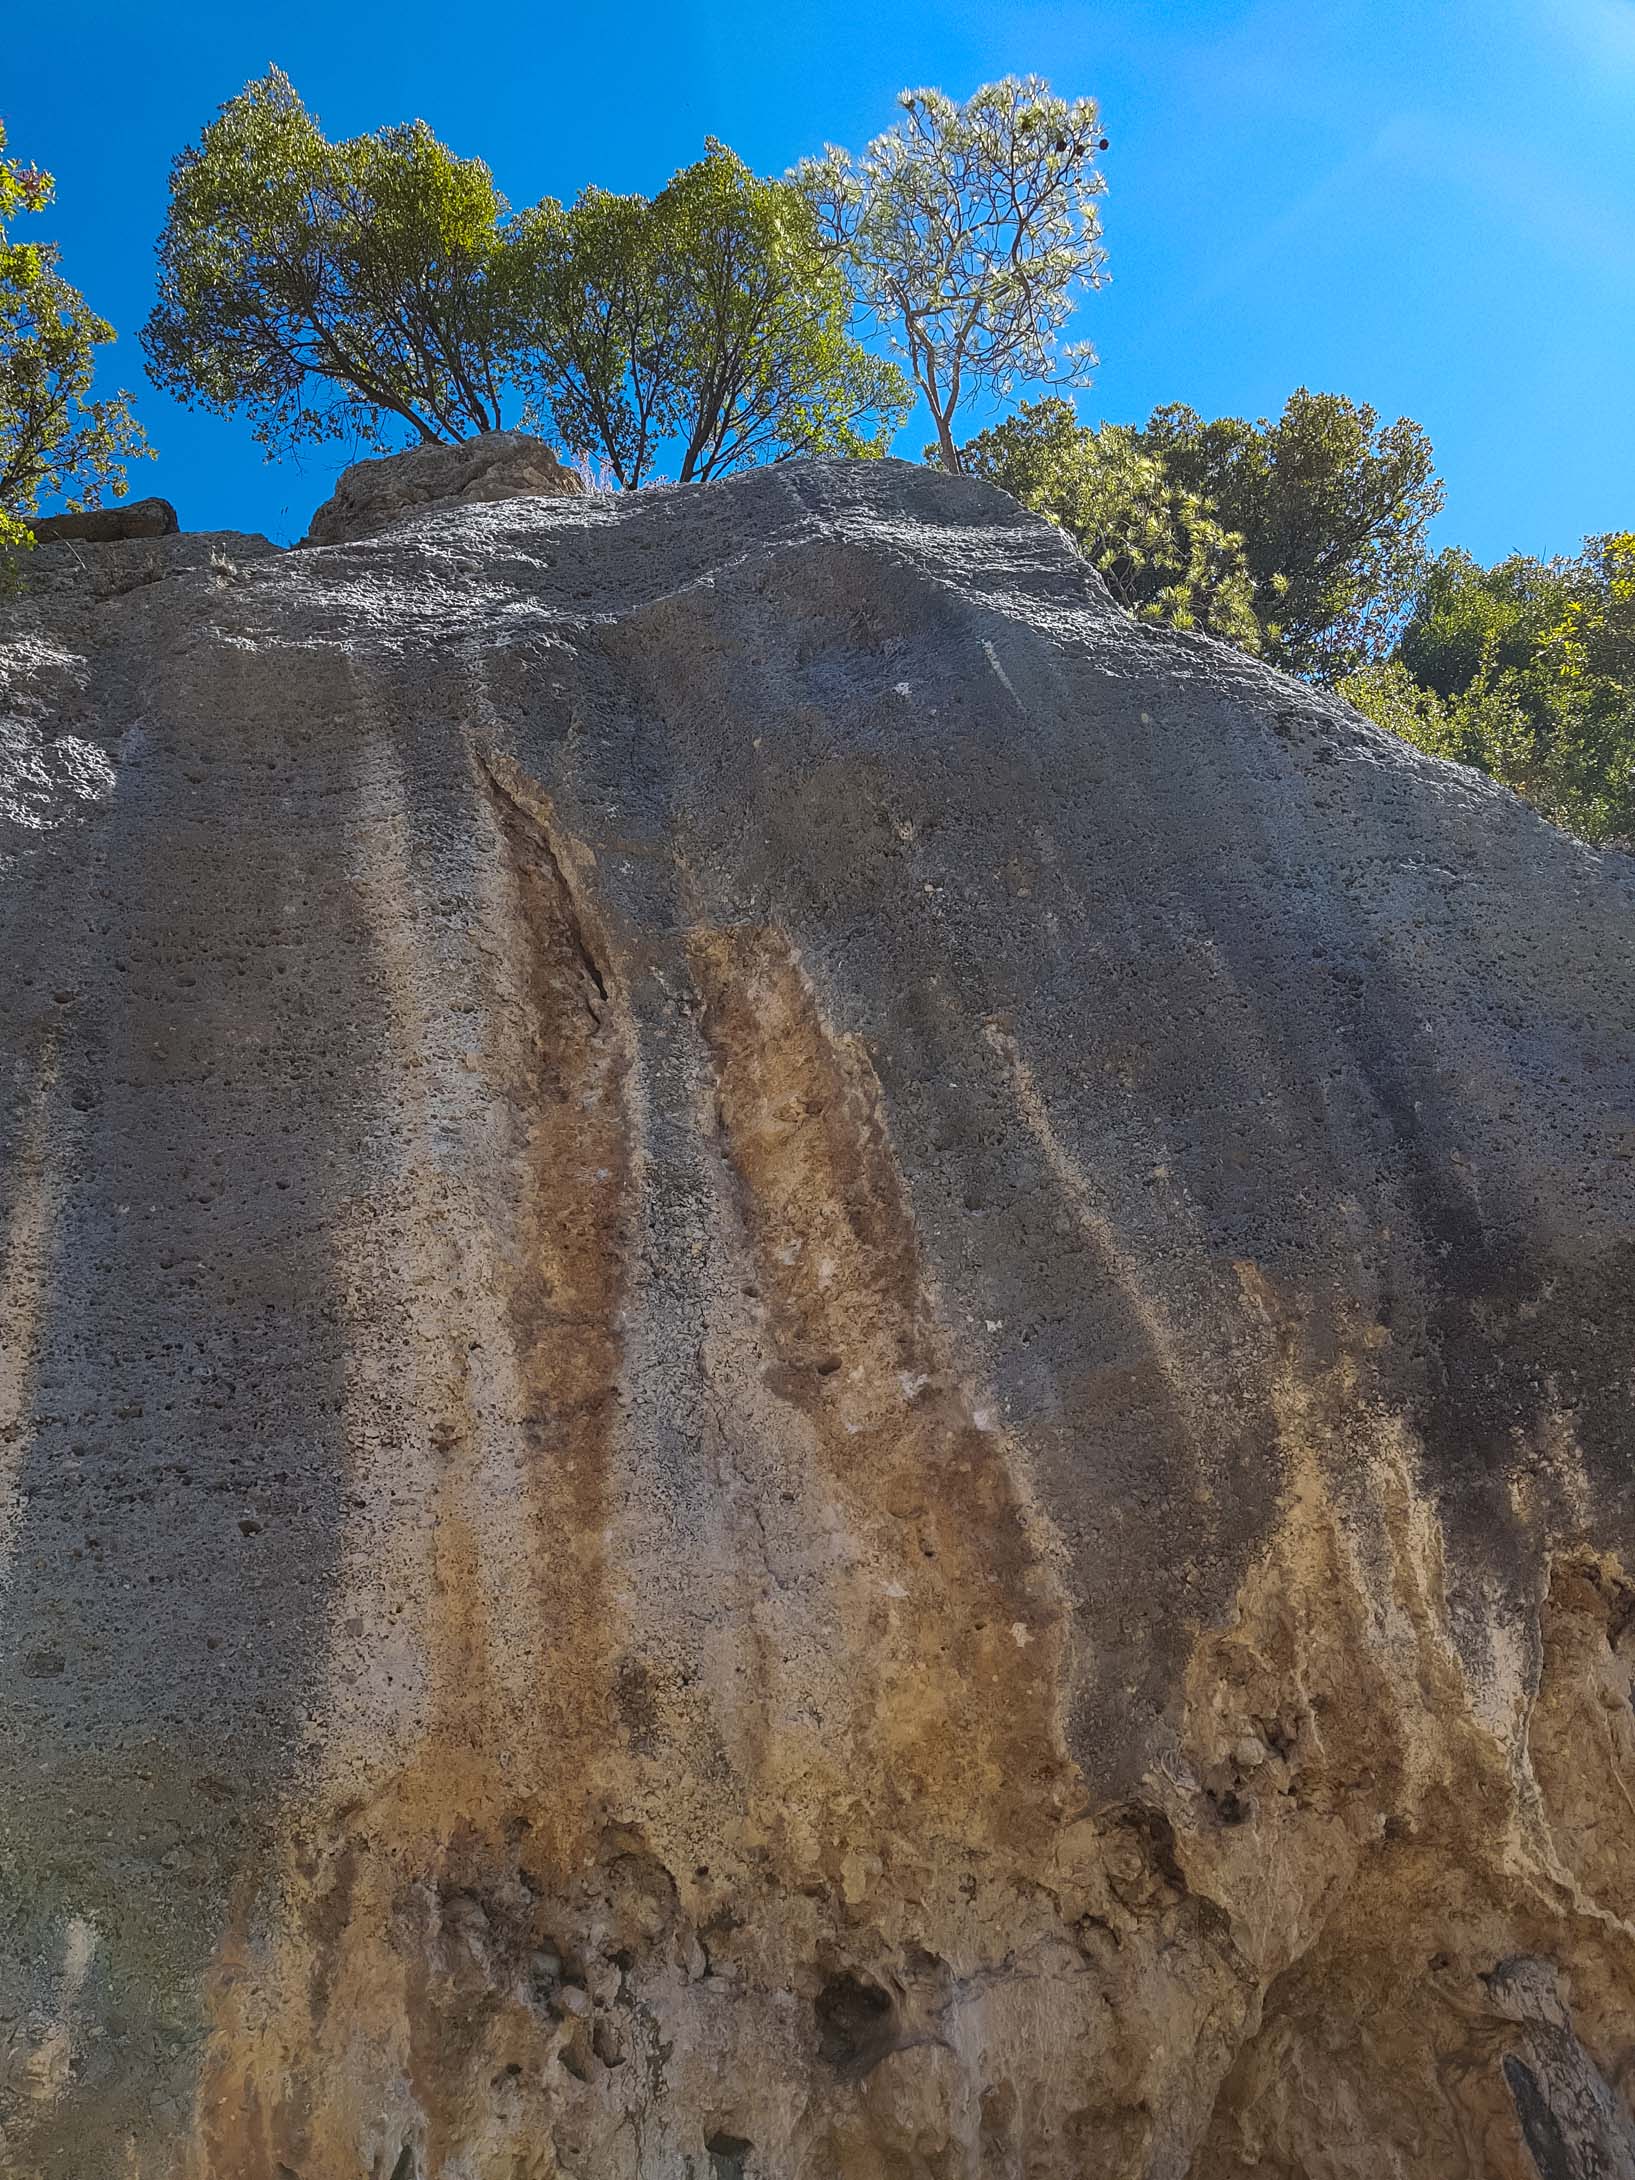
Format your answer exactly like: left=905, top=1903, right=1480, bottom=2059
left=815, top=1970, right=898, bottom=2075
left=706, top=2132, right=753, bottom=2179
left=388, top=2148, right=415, bottom=2180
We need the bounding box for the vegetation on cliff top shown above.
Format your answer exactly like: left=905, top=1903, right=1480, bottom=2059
left=0, top=122, right=150, bottom=563
left=140, top=72, right=909, bottom=484
left=3, top=69, right=1631, bottom=845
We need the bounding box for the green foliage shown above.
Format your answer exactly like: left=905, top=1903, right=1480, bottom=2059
left=957, top=396, right=1262, bottom=648
left=1338, top=648, right=1536, bottom=776
left=142, top=69, right=533, bottom=451
left=796, top=77, right=1108, bottom=472
left=515, top=189, right=670, bottom=487
left=518, top=141, right=909, bottom=487
left=1140, top=389, right=1443, bottom=679
left=1, top=123, right=150, bottom=563
left=144, top=79, right=904, bottom=485
left=1341, top=534, right=1635, bottom=845
left=1396, top=546, right=1571, bottom=701
left=1547, top=531, right=1635, bottom=692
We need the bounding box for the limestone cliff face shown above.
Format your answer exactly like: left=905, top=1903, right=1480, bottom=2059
left=2, top=457, right=1634, bottom=2180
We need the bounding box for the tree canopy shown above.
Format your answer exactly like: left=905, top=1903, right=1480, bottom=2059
left=1, top=123, right=149, bottom=559
left=142, top=69, right=531, bottom=452
left=1340, top=536, right=1635, bottom=844
left=144, top=77, right=907, bottom=487
left=518, top=141, right=909, bottom=487
left=797, top=77, right=1108, bottom=472
left=1139, top=390, right=1443, bottom=679
left=957, top=396, right=1262, bottom=649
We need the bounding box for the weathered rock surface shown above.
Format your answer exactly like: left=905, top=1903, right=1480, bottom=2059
left=29, top=496, right=179, bottom=543
left=303, top=429, right=582, bottom=545
left=2, top=454, right=1634, bottom=2180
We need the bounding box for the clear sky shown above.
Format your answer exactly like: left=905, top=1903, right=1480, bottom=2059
left=5, top=0, right=1632, bottom=551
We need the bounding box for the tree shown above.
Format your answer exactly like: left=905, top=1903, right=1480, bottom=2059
left=517, top=141, right=910, bottom=487
left=956, top=396, right=1262, bottom=649
left=514, top=187, right=672, bottom=488
left=1337, top=648, right=1537, bottom=786
left=1341, top=535, right=1635, bottom=845
left=1140, top=389, right=1443, bottom=680
left=143, top=69, right=534, bottom=453
left=796, top=77, right=1109, bottom=473
left=2, top=123, right=150, bottom=560
left=1546, top=532, right=1635, bottom=693
left=1535, top=533, right=1635, bottom=841
left=1396, top=545, right=1571, bottom=702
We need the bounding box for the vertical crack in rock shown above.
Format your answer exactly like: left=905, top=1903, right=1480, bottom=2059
left=689, top=921, right=1079, bottom=1863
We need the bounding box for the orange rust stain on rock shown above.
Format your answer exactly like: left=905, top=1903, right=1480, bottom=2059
left=486, top=754, right=633, bottom=1729
left=690, top=922, right=1076, bottom=1857
left=184, top=766, right=639, bottom=2180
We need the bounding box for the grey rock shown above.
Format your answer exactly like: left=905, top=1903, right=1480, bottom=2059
left=2, top=454, right=1634, bottom=2180
left=30, top=496, right=179, bottom=543
left=303, top=428, right=583, bottom=545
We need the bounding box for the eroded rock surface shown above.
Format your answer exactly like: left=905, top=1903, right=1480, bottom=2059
left=303, top=430, right=582, bottom=545
left=30, top=497, right=179, bottom=544
left=2, top=456, right=1633, bottom=2180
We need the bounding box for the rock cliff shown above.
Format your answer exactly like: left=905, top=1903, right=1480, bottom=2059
left=3, top=454, right=1635, bottom=2180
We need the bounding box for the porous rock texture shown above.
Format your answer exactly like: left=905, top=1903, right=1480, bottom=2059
left=2, top=455, right=1635, bottom=2180
left=304, top=432, right=582, bottom=547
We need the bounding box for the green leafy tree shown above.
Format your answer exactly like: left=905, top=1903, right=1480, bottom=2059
left=515, top=188, right=671, bottom=487
left=2, top=124, right=150, bottom=560
left=796, top=77, right=1109, bottom=473
left=518, top=141, right=909, bottom=487
left=1535, top=533, right=1635, bottom=840
left=1338, top=647, right=1536, bottom=781
left=143, top=69, right=534, bottom=452
left=1342, top=535, right=1635, bottom=844
left=1396, top=546, right=1572, bottom=701
left=1140, top=388, right=1443, bottom=679
left=1546, top=532, right=1635, bottom=692
left=957, top=396, right=1262, bottom=648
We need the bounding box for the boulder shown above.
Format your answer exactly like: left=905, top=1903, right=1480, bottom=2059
left=30, top=495, right=179, bottom=543
left=3, top=456, right=1635, bottom=2180
left=303, top=429, right=584, bottom=545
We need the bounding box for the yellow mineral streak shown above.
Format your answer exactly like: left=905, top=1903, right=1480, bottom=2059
left=690, top=924, right=1078, bottom=1862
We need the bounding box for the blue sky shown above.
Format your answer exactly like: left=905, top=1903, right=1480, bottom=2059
left=5, top=0, right=1633, bottom=551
